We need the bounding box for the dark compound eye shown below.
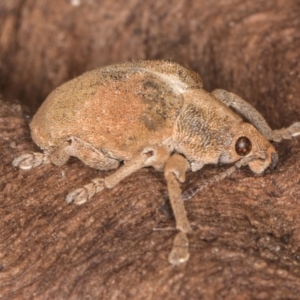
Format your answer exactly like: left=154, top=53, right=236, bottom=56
left=235, top=136, right=252, bottom=156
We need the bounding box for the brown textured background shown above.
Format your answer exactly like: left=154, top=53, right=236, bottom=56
left=1, top=0, right=300, bottom=299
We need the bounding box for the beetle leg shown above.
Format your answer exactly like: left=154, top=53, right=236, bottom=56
left=51, top=136, right=120, bottom=170
left=12, top=152, right=50, bottom=170
left=168, top=232, right=190, bottom=266
left=271, top=122, right=300, bottom=142
left=66, top=146, right=171, bottom=205
left=104, top=146, right=170, bottom=188
left=212, top=89, right=300, bottom=142
left=212, top=89, right=275, bottom=140
left=164, top=153, right=191, bottom=265
left=12, top=136, right=120, bottom=171
left=182, top=155, right=258, bottom=201
left=164, top=153, right=192, bottom=233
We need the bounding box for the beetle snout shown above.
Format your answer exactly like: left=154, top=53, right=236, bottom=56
left=248, top=145, right=277, bottom=174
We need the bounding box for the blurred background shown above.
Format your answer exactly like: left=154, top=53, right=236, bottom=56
left=0, top=0, right=299, bottom=126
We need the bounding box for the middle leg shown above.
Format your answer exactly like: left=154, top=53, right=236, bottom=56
left=66, top=145, right=171, bottom=205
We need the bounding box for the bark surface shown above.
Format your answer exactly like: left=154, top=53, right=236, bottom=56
left=1, top=0, right=300, bottom=299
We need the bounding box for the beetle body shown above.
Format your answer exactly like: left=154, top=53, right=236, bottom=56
left=30, top=60, right=274, bottom=173
left=30, top=60, right=200, bottom=161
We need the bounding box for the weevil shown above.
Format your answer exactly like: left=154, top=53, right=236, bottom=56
left=12, top=60, right=300, bottom=265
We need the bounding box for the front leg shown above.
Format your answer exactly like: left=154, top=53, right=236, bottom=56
left=164, top=154, right=191, bottom=265
left=164, top=154, right=191, bottom=233
left=212, top=89, right=300, bottom=142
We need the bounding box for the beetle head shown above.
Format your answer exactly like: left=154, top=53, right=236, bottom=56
left=173, top=89, right=278, bottom=174
left=220, top=122, right=277, bottom=174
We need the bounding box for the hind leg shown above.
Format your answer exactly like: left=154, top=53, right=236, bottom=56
left=51, top=136, right=120, bottom=170
left=12, top=152, right=51, bottom=170
left=13, top=136, right=119, bottom=171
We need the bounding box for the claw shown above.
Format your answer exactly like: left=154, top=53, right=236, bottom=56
left=12, top=153, right=50, bottom=170
left=66, top=179, right=105, bottom=205
left=271, top=122, right=300, bottom=142
left=12, top=154, right=34, bottom=169
left=287, top=122, right=300, bottom=137
left=65, top=188, right=88, bottom=205
left=168, top=232, right=190, bottom=266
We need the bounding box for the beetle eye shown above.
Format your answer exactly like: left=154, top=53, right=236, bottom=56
left=235, top=136, right=252, bottom=156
